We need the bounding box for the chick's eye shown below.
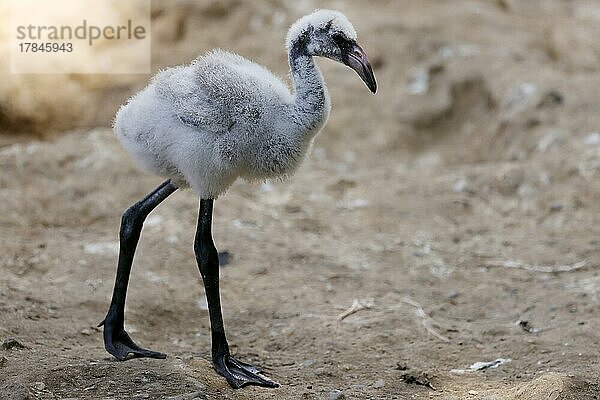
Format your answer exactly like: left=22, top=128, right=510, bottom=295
left=331, top=33, right=346, bottom=47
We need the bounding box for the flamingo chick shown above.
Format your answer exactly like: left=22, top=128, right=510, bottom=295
left=99, top=9, right=377, bottom=389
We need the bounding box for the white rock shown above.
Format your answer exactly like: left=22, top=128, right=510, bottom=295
left=83, top=242, right=119, bottom=255
left=453, top=177, right=468, bottom=193
left=505, top=82, right=538, bottom=111
left=584, top=132, right=600, bottom=146
left=196, top=297, right=209, bottom=310
left=337, top=198, right=369, bottom=210
left=373, top=379, right=385, bottom=388
left=348, top=198, right=369, bottom=209
left=259, top=182, right=274, bottom=193
left=408, top=68, right=429, bottom=95
left=146, top=215, right=163, bottom=227
left=145, top=271, right=162, bottom=284
left=166, top=234, right=179, bottom=244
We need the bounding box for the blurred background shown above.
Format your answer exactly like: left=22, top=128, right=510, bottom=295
left=1, top=1, right=599, bottom=399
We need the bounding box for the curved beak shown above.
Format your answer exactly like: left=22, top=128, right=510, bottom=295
left=343, top=42, right=377, bottom=94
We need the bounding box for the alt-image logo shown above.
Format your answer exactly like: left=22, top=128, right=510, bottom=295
left=10, top=0, right=151, bottom=74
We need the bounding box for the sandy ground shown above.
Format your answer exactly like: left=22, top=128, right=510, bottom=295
left=1, top=0, right=600, bottom=399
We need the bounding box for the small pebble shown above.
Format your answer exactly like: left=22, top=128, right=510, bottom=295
left=373, top=379, right=385, bottom=388
left=259, top=182, right=274, bottom=192
left=396, top=363, right=408, bottom=371
left=1, top=338, right=26, bottom=350
left=145, top=215, right=163, bottom=227
left=584, top=132, right=600, bottom=146
left=196, top=297, right=209, bottom=311
left=408, top=68, right=429, bottom=95
left=452, top=178, right=468, bottom=193
left=329, top=389, right=345, bottom=400
left=302, top=359, right=316, bottom=368
left=348, top=198, right=368, bottom=209
left=83, top=242, right=119, bottom=256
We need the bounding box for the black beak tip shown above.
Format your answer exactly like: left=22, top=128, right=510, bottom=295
left=362, top=72, right=377, bottom=94
left=369, top=81, right=377, bottom=94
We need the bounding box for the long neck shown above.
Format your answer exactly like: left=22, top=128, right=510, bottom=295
left=287, top=40, right=330, bottom=137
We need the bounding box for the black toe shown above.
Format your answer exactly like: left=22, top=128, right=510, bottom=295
left=102, top=318, right=166, bottom=361
left=214, top=354, right=278, bottom=389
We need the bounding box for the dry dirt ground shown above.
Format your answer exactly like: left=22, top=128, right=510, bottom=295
left=1, top=1, right=600, bottom=399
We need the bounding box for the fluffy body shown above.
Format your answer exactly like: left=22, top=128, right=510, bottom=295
left=104, top=9, right=373, bottom=389
left=114, top=10, right=360, bottom=198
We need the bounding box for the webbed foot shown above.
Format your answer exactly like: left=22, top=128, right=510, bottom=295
left=99, top=312, right=166, bottom=360
left=214, top=354, right=278, bottom=388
